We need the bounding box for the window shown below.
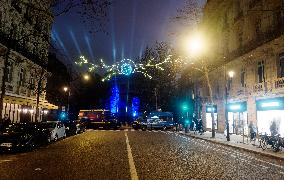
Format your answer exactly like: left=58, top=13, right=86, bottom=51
left=241, top=68, right=246, bottom=87
left=257, top=61, right=265, bottom=83
left=29, top=73, right=35, bottom=89
left=19, top=68, right=24, bottom=86
left=6, top=65, right=12, bottom=83
left=278, top=55, right=284, bottom=78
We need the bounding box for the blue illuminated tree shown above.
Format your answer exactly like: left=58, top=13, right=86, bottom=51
left=131, top=97, right=140, bottom=118
left=110, top=85, right=119, bottom=114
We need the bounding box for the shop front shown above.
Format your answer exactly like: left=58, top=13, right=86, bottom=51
left=205, top=105, right=217, bottom=130
left=256, top=97, right=284, bottom=136
left=227, top=102, right=247, bottom=135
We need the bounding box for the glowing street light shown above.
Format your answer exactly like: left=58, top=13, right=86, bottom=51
left=83, top=74, right=90, bottom=81
left=228, top=71, right=235, bottom=78
left=63, top=87, right=68, bottom=92
left=185, top=32, right=207, bottom=56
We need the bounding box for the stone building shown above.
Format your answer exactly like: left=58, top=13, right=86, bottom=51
left=195, top=0, right=284, bottom=136
left=0, top=0, right=57, bottom=122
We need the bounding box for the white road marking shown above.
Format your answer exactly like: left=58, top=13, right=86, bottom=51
left=125, top=132, right=139, bottom=180
left=124, top=129, right=129, bottom=132
left=131, top=129, right=135, bottom=132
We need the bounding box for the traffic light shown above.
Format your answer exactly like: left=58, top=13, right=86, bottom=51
left=185, top=119, right=190, bottom=125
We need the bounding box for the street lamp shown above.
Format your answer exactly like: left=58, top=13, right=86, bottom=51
left=225, top=70, right=234, bottom=141
left=186, top=32, right=216, bottom=138
left=63, top=86, right=70, bottom=117
left=83, top=74, right=90, bottom=81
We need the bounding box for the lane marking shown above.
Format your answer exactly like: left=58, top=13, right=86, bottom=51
left=125, top=132, right=139, bottom=180
left=124, top=129, right=129, bottom=132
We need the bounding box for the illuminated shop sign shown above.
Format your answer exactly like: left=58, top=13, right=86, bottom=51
left=256, top=98, right=284, bottom=111
left=206, top=105, right=217, bottom=113
left=227, top=102, right=247, bottom=112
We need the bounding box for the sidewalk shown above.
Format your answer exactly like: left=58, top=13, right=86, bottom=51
left=180, top=130, right=284, bottom=160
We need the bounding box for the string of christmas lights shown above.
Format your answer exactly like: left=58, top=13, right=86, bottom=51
left=75, top=55, right=186, bottom=81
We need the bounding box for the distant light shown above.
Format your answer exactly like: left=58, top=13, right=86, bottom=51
left=228, top=71, right=235, bottom=78
left=63, top=87, right=68, bottom=92
left=43, top=110, right=49, bottom=114
left=261, top=102, right=280, bottom=107
left=84, top=74, right=90, bottom=80
left=229, top=105, right=241, bottom=110
left=29, top=109, right=34, bottom=114
left=23, top=109, right=28, bottom=114
left=185, top=119, right=190, bottom=124
left=207, top=107, right=215, bottom=112
left=151, top=116, right=159, bottom=119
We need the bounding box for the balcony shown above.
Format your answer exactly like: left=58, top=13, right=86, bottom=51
left=274, top=77, right=284, bottom=89
left=253, top=82, right=267, bottom=92
left=5, top=84, right=13, bottom=93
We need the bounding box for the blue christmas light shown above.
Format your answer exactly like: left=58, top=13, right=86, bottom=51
left=110, top=85, right=119, bottom=113
left=121, top=63, right=133, bottom=76
left=132, top=97, right=140, bottom=117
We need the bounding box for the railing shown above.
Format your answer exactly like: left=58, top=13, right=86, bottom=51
left=253, top=82, right=265, bottom=92
left=274, top=77, right=284, bottom=89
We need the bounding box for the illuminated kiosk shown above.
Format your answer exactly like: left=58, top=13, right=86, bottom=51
left=205, top=105, right=217, bottom=130
left=227, top=102, right=247, bottom=135
left=256, top=98, right=284, bottom=136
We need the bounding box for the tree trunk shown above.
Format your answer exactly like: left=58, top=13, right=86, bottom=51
left=204, top=64, right=215, bottom=138
left=35, top=68, right=45, bottom=122
left=0, top=48, right=11, bottom=122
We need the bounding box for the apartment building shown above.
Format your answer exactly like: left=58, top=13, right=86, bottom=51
left=196, top=0, right=284, bottom=135
left=0, top=0, right=57, bottom=122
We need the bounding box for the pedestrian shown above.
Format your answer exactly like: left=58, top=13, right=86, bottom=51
left=248, top=122, right=256, bottom=142
left=2, top=114, right=11, bottom=128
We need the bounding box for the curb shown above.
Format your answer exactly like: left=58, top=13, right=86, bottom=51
left=179, top=132, right=284, bottom=161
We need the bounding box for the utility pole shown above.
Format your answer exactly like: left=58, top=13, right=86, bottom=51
left=154, top=88, right=158, bottom=111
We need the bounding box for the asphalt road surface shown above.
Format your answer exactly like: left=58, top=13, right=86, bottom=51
left=1, top=129, right=284, bottom=180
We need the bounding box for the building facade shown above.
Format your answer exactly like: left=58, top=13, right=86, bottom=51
left=0, top=0, right=57, bottom=122
left=196, top=0, right=284, bottom=136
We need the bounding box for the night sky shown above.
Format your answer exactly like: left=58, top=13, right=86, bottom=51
left=51, top=0, right=190, bottom=68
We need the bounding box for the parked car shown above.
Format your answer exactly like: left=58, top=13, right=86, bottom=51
left=41, top=121, right=66, bottom=142
left=63, top=120, right=78, bottom=136
left=132, top=118, right=146, bottom=130
left=0, top=123, right=50, bottom=152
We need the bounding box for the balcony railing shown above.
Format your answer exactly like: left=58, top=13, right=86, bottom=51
left=274, top=77, right=284, bottom=89
left=253, top=82, right=267, bottom=92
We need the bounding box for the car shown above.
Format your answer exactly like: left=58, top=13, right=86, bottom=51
left=0, top=123, right=50, bottom=152
left=144, top=112, right=176, bottom=131
left=132, top=118, right=146, bottom=130
left=79, top=109, right=121, bottom=130
left=41, top=121, right=66, bottom=142
left=63, top=120, right=78, bottom=136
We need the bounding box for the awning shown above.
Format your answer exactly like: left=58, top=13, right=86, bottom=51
left=3, top=94, right=58, bottom=109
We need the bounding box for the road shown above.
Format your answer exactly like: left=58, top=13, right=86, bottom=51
left=0, top=129, right=284, bottom=180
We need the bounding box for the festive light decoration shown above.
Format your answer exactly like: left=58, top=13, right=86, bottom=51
left=110, top=85, right=119, bottom=114
left=75, top=55, right=186, bottom=81
left=131, top=97, right=140, bottom=117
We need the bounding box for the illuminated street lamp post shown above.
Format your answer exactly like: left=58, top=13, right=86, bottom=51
left=62, top=73, right=90, bottom=118
left=225, top=70, right=235, bottom=141
left=186, top=32, right=216, bottom=138
left=63, top=86, right=70, bottom=116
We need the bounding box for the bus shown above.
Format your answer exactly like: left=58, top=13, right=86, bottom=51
left=78, top=109, right=121, bottom=129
